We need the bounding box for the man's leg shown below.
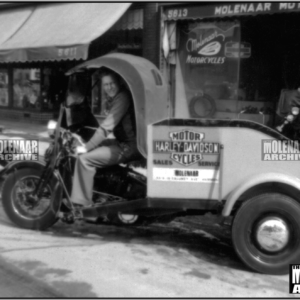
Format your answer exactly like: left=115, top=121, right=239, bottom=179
left=71, top=144, right=126, bottom=206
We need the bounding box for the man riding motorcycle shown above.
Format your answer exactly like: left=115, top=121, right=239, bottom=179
left=71, top=69, right=140, bottom=212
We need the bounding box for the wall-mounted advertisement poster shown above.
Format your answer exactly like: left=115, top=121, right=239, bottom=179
left=178, top=21, right=241, bottom=116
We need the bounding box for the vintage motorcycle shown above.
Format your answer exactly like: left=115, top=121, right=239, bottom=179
left=1, top=71, right=149, bottom=228
left=1, top=53, right=300, bottom=275
left=276, top=106, right=300, bottom=140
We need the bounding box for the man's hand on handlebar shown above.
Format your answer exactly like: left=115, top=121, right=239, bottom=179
left=72, top=133, right=85, bottom=146
left=76, top=145, right=87, bottom=154
left=71, top=133, right=87, bottom=154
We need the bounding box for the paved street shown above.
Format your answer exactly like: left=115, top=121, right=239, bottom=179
left=0, top=255, right=62, bottom=297
left=0, top=205, right=294, bottom=298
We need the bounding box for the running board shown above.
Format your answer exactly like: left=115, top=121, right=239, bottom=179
left=81, top=198, right=222, bottom=218
left=82, top=198, right=147, bottom=218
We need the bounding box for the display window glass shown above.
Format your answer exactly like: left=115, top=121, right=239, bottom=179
left=176, top=21, right=241, bottom=118
left=13, top=69, right=41, bottom=109
left=0, top=69, right=9, bottom=107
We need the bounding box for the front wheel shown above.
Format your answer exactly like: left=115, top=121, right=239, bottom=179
left=2, top=167, right=61, bottom=230
left=232, top=193, right=300, bottom=275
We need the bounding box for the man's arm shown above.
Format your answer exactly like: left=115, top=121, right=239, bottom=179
left=85, top=91, right=130, bottom=151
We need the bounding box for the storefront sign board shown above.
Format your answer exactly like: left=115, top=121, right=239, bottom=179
left=165, top=3, right=300, bottom=20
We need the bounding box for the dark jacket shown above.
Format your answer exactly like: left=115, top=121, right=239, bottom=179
left=85, top=89, right=136, bottom=151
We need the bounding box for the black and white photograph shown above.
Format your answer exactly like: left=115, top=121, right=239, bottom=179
left=0, top=1, right=298, bottom=298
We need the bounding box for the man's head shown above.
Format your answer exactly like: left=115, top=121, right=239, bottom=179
left=101, top=70, right=121, bottom=98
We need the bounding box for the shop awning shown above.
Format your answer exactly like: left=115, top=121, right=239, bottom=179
left=111, top=8, right=143, bottom=30
left=164, top=2, right=300, bottom=21
left=0, top=3, right=131, bottom=63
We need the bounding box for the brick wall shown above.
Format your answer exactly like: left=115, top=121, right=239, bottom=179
left=143, top=3, right=160, bottom=67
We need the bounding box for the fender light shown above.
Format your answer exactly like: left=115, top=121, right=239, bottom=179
left=47, top=120, right=57, bottom=138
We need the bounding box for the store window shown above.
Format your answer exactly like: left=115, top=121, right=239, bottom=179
left=236, top=14, right=300, bottom=125
left=177, top=21, right=241, bottom=118
left=0, top=69, right=9, bottom=107
left=240, top=14, right=300, bottom=102
left=13, top=69, right=41, bottom=109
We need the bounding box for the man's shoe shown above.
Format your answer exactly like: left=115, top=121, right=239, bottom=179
left=72, top=203, right=84, bottom=219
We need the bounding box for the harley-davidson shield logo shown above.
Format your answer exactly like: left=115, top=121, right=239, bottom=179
left=153, top=130, right=220, bottom=166
left=171, top=152, right=202, bottom=166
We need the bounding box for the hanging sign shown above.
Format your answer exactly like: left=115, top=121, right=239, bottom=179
left=181, top=23, right=239, bottom=65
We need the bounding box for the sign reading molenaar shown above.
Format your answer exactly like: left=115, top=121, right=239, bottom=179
left=262, top=139, right=300, bottom=161
left=166, top=3, right=300, bottom=20
left=0, top=140, right=38, bottom=161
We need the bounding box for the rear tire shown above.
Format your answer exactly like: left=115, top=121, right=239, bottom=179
left=109, top=212, right=143, bottom=226
left=232, top=193, right=300, bottom=275
left=2, top=168, right=61, bottom=230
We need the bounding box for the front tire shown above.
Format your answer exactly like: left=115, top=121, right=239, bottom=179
left=232, top=193, right=300, bottom=275
left=2, top=167, right=61, bottom=230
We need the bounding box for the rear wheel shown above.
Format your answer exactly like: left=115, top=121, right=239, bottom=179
left=232, top=193, right=300, bottom=275
left=2, top=168, right=61, bottom=230
left=108, top=212, right=142, bottom=226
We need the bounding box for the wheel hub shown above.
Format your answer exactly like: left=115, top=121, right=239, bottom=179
left=255, top=216, right=290, bottom=252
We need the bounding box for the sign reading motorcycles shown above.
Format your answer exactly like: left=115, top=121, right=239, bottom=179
left=0, top=139, right=38, bottom=161
left=153, top=130, right=220, bottom=166
left=181, top=22, right=240, bottom=65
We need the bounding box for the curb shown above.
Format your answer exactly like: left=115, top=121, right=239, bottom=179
left=0, top=254, right=65, bottom=297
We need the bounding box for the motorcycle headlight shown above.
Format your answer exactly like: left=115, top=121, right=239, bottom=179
left=287, top=114, right=295, bottom=122
left=292, top=107, right=300, bottom=116
left=47, top=120, right=57, bottom=138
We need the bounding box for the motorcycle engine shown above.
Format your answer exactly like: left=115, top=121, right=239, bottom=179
left=93, top=166, right=146, bottom=201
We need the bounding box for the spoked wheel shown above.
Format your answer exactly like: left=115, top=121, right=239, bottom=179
left=232, top=193, right=300, bottom=275
left=2, top=168, right=61, bottom=230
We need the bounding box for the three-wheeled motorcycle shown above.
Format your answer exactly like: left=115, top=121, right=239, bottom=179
left=1, top=53, right=300, bottom=275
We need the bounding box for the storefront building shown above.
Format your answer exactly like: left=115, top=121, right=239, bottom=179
left=161, top=2, right=300, bottom=126
left=0, top=2, right=148, bottom=123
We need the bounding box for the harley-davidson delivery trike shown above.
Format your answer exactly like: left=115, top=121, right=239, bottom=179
left=1, top=53, right=300, bottom=275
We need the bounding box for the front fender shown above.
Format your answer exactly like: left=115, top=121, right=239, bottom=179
left=222, top=172, right=300, bottom=216
left=0, top=160, right=46, bottom=178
